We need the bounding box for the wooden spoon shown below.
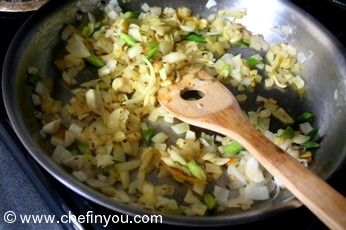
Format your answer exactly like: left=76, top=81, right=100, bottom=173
left=158, top=70, right=346, bottom=229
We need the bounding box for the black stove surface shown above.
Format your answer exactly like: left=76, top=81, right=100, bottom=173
left=1, top=1, right=345, bottom=229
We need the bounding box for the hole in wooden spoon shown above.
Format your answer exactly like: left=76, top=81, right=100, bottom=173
left=180, top=89, right=205, bottom=101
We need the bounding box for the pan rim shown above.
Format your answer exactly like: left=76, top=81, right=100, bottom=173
left=2, top=0, right=346, bottom=226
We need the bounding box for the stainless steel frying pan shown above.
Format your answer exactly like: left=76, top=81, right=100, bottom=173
left=2, top=0, right=346, bottom=226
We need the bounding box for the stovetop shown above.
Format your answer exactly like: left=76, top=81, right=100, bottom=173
left=1, top=1, right=345, bottom=229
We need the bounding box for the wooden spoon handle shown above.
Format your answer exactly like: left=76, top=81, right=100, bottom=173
left=208, top=108, right=346, bottom=230
left=158, top=70, right=346, bottom=228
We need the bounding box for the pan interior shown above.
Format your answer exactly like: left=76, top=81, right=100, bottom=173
left=3, top=0, right=346, bottom=225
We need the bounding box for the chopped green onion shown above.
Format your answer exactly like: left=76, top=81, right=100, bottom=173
left=307, top=128, right=318, bottom=138
left=187, top=160, right=206, bottom=180
left=94, top=21, right=102, bottom=31
left=279, top=126, right=295, bottom=139
left=146, top=41, right=160, bottom=59
left=124, top=11, right=140, bottom=19
left=26, top=73, right=41, bottom=87
left=220, top=64, right=231, bottom=77
left=246, top=57, right=261, bottom=66
left=95, top=82, right=100, bottom=91
left=184, top=33, right=206, bottom=43
left=161, top=207, right=184, bottom=215
left=85, top=55, right=106, bottom=68
left=144, top=127, right=155, bottom=145
left=223, top=141, right=243, bottom=157
left=203, top=194, right=217, bottom=209
left=236, top=39, right=249, bottom=47
left=120, top=33, right=137, bottom=46
left=77, top=142, right=90, bottom=154
left=82, top=25, right=93, bottom=38
left=302, top=141, right=320, bottom=149
left=95, top=81, right=108, bottom=90
left=298, top=112, right=314, bottom=123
